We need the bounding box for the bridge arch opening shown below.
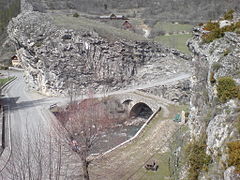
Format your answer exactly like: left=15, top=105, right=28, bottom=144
left=129, top=102, right=154, bottom=119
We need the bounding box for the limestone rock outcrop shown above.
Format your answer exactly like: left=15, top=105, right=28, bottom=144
left=141, top=79, right=191, bottom=104
left=7, top=11, right=191, bottom=96
left=183, top=13, right=240, bottom=179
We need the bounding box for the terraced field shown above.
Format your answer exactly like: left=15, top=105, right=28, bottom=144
left=51, top=12, right=146, bottom=41
left=154, top=34, right=192, bottom=54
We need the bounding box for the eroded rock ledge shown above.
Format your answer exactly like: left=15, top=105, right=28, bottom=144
left=184, top=13, right=240, bottom=180
left=7, top=11, right=191, bottom=96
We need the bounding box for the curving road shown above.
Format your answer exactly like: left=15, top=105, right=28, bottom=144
left=1, top=71, right=192, bottom=140
left=0, top=70, right=191, bottom=179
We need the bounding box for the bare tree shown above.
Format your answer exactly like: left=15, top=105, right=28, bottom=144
left=56, top=95, right=118, bottom=180
left=0, top=122, right=64, bottom=180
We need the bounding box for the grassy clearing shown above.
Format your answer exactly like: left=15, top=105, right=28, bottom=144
left=153, top=22, right=193, bottom=34
left=91, top=101, right=189, bottom=180
left=0, top=77, right=14, bottom=87
left=154, top=34, right=192, bottom=54
left=132, top=152, right=171, bottom=180
left=51, top=13, right=146, bottom=41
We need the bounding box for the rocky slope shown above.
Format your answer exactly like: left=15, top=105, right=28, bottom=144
left=182, top=12, right=240, bottom=179
left=28, top=0, right=239, bottom=23
left=7, top=10, right=191, bottom=96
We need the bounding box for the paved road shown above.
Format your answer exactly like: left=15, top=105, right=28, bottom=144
left=6, top=72, right=191, bottom=107
left=1, top=71, right=192, bottom=139
left=3, top=72, right=55, bottom=140
left=0, top=71, right=70, bottom=179
left=0, top=70, right=191, bottom=179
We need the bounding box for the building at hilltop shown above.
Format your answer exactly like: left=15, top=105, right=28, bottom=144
left=99, top=13, right=128, bottom=20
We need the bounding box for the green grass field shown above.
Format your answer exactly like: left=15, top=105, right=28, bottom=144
left=150, top=21, right=193, bottom=54
left=132, top=152, right=171, bottom=180
left=51, top=13, right=146, bottom=42
left=154, top=34, right=192, bottom=54
left=153, top=22, right=193, bottom=34
left=0, top=77, right=14, bottom=87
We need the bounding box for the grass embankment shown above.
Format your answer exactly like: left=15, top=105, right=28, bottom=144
left=154, top=34, right=192, bottom=54
left=153, top=22, right=193, bottom=34
left=52, top=11, right=193, bottom=54
left=0, top=77, right=14, bottom=88
left=51, top=13, right=146, bottom=42
left=91, top=103, right=189, bottom=180
left=151, top=21, right=193, bottom=54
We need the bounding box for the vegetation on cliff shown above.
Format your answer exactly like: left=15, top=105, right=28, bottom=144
left=202, top=10, right=240, bottom=43
left=185, top=136, right=211, bottom=180
left=217, top=77, right=240, bottom=103
left=227, top=141, right=240, bottom=173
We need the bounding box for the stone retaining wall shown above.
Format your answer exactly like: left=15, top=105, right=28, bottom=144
left=0, top=106, right=4, bottom=153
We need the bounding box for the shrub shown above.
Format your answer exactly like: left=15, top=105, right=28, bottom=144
left=221, top=24, right=236, bottom=32
left=212, top=62, right=223, bottom=71
left=185, top=137, right=211, bottom=180
left=73, top=13, right=79, bottom=18
left=223, top=49, right=231, bottom=56
left=227, top=141, right=240, bottom=173
left=202, top=14, right=240, bottom=43
left=224, top=9, right=234, bottom=20
left=0, top=66, right=8, bottom=70
left=217, top=77, right=239, bottom=103
left=210, top=72, right=216, bottom=84
left=202, top=30, right=222, bottom=43
left=235, top=22, right=240, bottom=34
left=236, top=116, right=240, bottom=134
left=203, top=21, right=220, bottom=31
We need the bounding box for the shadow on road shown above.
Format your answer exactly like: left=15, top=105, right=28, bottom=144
left=0, top=97, right=52, bottom=111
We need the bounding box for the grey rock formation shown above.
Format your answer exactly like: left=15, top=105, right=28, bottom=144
left=141, top=79, right=191, bottom=104
left=224, top=167, right=240, bottom=180
left=185, top=14, right=240, bottom=179
left=7, top=11, right=191, bottom=96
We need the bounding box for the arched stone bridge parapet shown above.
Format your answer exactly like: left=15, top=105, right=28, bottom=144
left=117, top=92, right=161, bottom=116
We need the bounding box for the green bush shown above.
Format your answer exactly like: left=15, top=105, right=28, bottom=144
left=203, top=21, right=220, bottom=31
left=205, top=22, right=240, bottom=43
left=202, top=28, right=223, bottom=43
left=223, top=49, right=231, bottom=56
left=217, top=77, right=239, bottom=103
left=0, top=66, right=9, bottom=70
left=73, top=13, right=79, bottom=18
left=236, top=116, right=240, bottom=134
left=235, top=22, right=240, bottom=34
left=185, top=136, right=211, bottom=180
left=221, top=24, right=236, bottom=32
left=224, top=9, right=234, bottom=20
left=212, top=62, right=223, bottom=71
left=202, top=11, right=240, bottom=43
left=227, top=141, right=240, bottom=173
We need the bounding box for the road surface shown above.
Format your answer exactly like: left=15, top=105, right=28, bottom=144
left=0, top=70, right=191, bottom=179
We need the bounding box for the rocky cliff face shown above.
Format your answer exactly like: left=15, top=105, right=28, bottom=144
left=141, top=79, right=191, bottom=104
left=185, top=13, right=240, bottom=179
left=7, top=11, right=191, bottom=96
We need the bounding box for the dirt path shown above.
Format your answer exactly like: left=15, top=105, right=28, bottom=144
left=90, top=103, right=183, bottom=180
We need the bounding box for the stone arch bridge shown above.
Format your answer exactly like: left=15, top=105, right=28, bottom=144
left=113, top=91, right=170, bottom=118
